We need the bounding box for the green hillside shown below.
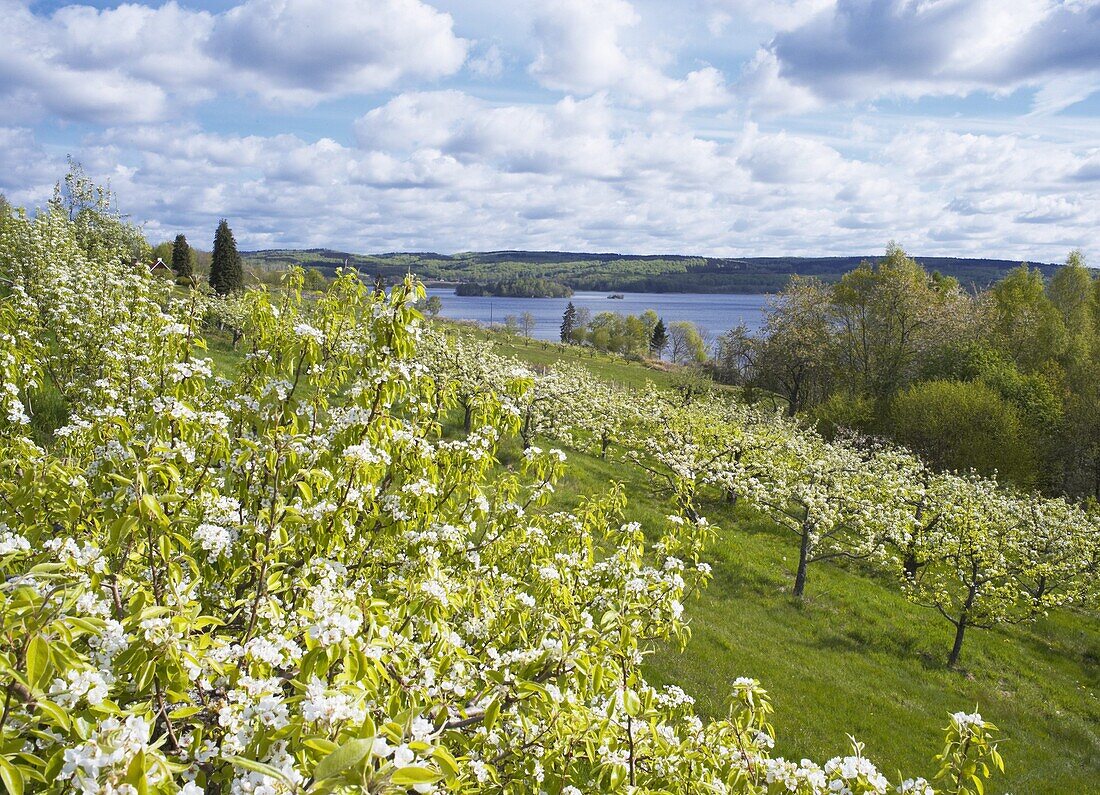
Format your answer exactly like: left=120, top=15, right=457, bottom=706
left=241, top=248, right=1059, bottom=294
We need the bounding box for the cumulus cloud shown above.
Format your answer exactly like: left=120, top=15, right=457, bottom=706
left=0, top=0, right=1095, bottom=262
left=468, top=43, right=505, bottom=78
left=529, top=0, right=639, bottom=93
left=211, top=0, right=468, bottom=105
left=734, top=48, right=821, bottom=116
left=0, top=0, right=467, bottom=121
left=528, top=0, right=731, bottom=110
left=740, top=0, right=1100, bottom=115
left=5, top=95, right=1092, bottom=261
left=355, top=91, right=621, bottom=178
left=0, top=1, right=192, bottom=123
left=0, top=128, right=64, bottom=205
left=709, top=0, right=835, bottom=32
left=50, top=2, right=218, bottom=99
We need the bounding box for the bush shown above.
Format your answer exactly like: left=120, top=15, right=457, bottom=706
left=813, top=390, right=876, bottom=437
left=890, top=379, right=1036, bottom=484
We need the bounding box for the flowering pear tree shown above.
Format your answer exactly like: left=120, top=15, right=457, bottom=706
left=741, top=434, right=914, bottom=598
left=903, top=474, right=1043, bottom=666
left=418, top=331, right=528, bottom=434
left=1010, top=493, right=1099, bottom=609
left=625, top=402, right=733, bottom=522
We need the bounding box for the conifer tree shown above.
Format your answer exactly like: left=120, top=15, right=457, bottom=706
left=171, top=234, right=193, bottom=281
left=650, top=317, right=669, bottom=358
left=210, top=219, right=243, bottom=295
left=560, top=301, right=577, bottom=343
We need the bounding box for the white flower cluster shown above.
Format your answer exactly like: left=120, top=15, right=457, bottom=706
left=49, top=668, right=112, bottom=708
left=194, top=522, right=236, bottom=560
left=60, top=716, right=158, bottom=793
left=301, top=677, right=367, bottom=728
left=951, top=711, right=984, bottom=732
left=304, top=561, right=364, bottom=646
left=0, top=528, right=30, bottom=555
left=293, top=322, right=325, bottom=344
left=218, top=676, right=289, bottom=755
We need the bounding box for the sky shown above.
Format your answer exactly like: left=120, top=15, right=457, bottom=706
left=1, top=0, right=1098, bottom=260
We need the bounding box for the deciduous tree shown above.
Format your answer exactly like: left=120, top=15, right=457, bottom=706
left=668, top=320, right=706, bottom=364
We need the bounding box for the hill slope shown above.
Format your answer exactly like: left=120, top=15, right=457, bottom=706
left=470, top=330, right=1100, bottom=794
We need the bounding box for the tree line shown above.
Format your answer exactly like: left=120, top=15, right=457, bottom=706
left=151, top=219, right=245, bottom=295
left=454, top=275, right=572, bottom=298
left=558, top=301, right=708, bottom=363
left=714, top=244, right=1100, bottom=500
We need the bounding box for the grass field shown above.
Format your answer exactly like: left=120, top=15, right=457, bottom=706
left=200, top=320, right=1099, bottom=793
left=479, top=326, right=1100, bottom=794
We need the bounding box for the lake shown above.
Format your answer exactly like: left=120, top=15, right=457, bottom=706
left=424, top=288, right=769, bottom=342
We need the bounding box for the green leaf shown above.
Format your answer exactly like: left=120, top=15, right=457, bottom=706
left=25, top=636, right=48, bottom=687
left=0, top=758, right=25, bottom=795
left=431, top=747, right=460, bottom=779
left=124, top=750, right=148, bottom=795
left=168, top=706, right=203, bottom=720
left=35, top=700, right=71, bottom=732
left=303, top=737, right=338, bottom=755
left=623, top=689, right=642, bottom=717
left=608, top=762, right=627, bottom=790
left=225, top=755, right=294, bottom=786
left=139, top=493, right=168, bottom=525
left=389, top=766, right=441, bottom=786
left=313, top=738, right=374, bottom=781
left=482, top=698, right=500, bottom=731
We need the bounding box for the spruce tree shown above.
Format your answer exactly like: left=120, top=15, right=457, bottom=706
left=560, top=301, right=577, bottom=343
left=171, top=234, right=193, bottom=281
left=210, top=219, right=243, bottom=295
left=650, top=318, right=668, bottom=358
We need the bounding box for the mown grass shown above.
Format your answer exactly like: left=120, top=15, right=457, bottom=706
left=202, top=323, right=1099, bottom=793
left=203, top=327, right=243, bottom=377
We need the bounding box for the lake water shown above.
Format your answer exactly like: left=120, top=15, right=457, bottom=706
left=424, top=288, right=769, bottom=342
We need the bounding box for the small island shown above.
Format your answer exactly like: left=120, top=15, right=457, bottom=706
left=455, top=276, right=573, bottom=298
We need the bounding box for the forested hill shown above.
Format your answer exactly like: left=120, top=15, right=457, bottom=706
left=241, top=248, right=1059, bottom=293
